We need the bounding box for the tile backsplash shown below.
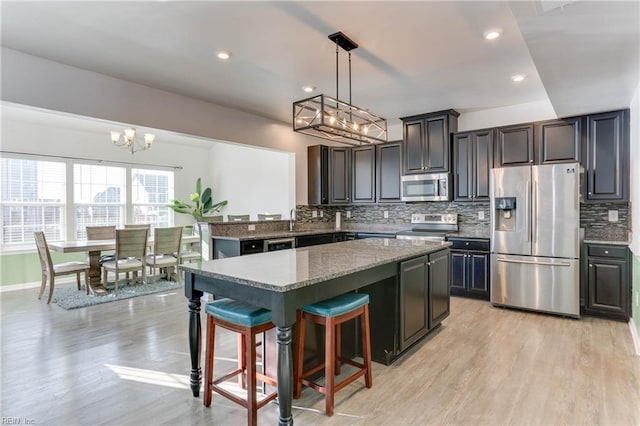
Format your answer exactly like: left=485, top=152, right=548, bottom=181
left=296, top=201, right=631, bottom=242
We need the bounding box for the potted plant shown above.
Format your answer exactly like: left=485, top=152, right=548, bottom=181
left=168, top=177, right=227, bottom=221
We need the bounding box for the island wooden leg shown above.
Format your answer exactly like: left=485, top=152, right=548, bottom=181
left=276, top=325, right=294, bottom=426
left=188, top=296, right=202, bottom=397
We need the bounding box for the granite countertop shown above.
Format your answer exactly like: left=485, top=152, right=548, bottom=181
left=582, top=239, right=630, bottom=246
left=211, top=228, right=349, bottom=241
left=180, top=238, right=451, bottom=292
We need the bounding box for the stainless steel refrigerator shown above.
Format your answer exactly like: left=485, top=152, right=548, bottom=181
left=490, top=163, right=580, bottom=317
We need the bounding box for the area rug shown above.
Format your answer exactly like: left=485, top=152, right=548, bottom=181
left=52, top=280, right=182, bottom=310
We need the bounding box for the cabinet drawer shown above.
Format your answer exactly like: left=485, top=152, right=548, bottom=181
left=448, top=238, right=489, bottom=251
left=241, top=240, right=264, bottom=254
left=586, top=245, right=627, bottom=258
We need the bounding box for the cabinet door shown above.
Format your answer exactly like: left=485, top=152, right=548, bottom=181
left=351, top=146, right=376, bottom=203
left=329, top=147, right=351, bottom=204
left=403, top=119, right=424, bottom=174
left=473, top=129, right=493, bottom=200
left=587, top=257, right=629, bottom=318
left=495, top=124, right=534, bottom=167
left=450, top=250, right=467, bottom=292
left=585, top=110, right=628, bottom=201
left=376, top=141, right=402, bottom=202
left=468, top=252, right=489, bottom=297
left=425, top=115, right=449, bottom=172
left=399, top=256, right=429, bottom=350
left=453, top=133, right=473, bottom=201
left=307, top=145, right=329, bottom=204
left=535, top=117, right=582, bottom=164
left=429, top=250, right=450, bottom=328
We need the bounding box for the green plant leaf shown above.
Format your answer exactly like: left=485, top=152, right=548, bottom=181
left=195, top=177, right=202, bottom=196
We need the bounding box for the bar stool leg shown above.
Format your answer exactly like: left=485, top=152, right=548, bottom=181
left=238, top=334, right=247, bottom=389
left=204, top=315, right=216, bottom=407
left=294, top=310, right=305, bottom=399
left=335, top=323, right=341, bottom=376
left=325, top=316, right=336, bottom=417
left=362, top=305, right=373, bottom=388
left=246, top=327, right=258, bottom=426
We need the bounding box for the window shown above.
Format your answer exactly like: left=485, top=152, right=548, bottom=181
left=1, top=154, right=176, bottom=247
left=73, top=164, right=126, bottom=240
left=1, top=157, right=66, bottom=244
left=131, top=168, right=174, bottom=228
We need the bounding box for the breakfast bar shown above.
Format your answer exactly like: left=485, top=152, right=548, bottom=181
left=181, top=238, right=450, bottom=425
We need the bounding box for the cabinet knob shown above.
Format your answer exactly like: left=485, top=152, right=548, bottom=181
left=604, top=250, right=609, bottom=254
left=465, top=242, right=469, bottom=245
left=589, top=264, right=593, bottom=267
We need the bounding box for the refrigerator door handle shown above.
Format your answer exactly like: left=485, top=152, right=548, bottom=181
left=526, top=180, right=531, bottom=242
left=496, top=257, right=572, bottom=267
left=532, top=180, right=537, bottom=245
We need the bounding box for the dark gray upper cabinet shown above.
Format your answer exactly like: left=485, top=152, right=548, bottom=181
left=453, top=129, right=493, bottom=201
left=307, top=145, right=329, bottom=204
left=535, top=116, right=582, bottom=164
left=401, top=110, right=459, bottom=175
left=376, top=141, right=402, bottom=202
left=351, top=145, right=376, bottom=204
left=329, top=146, right=351, bottom=204
left=494, top=123, right=534, bottom=167
left=584, top=109, right=629, bottom=202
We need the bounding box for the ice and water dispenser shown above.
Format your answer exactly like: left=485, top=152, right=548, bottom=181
left=494, top=197, right=517, bottom=231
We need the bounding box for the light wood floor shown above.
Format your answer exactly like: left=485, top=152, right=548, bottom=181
left=2, top=285, right=639, bottom=425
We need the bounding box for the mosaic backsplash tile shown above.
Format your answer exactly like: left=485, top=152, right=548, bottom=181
left=295, top=200, right=631, bottom=242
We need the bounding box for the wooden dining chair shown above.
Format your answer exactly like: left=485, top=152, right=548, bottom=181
left=147, top=226, right=182, bottom=283
left=34, top=231, right=90, bottom=304
left=101, top=228, right=148, bottom=295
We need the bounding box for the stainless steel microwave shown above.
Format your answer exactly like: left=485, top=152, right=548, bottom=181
left=401, top=173, right=451, bottom=202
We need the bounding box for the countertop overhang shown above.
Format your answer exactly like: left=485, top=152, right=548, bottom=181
left=180, top=238, right=451, bottom=292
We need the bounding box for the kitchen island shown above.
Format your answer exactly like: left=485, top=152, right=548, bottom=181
left=181, top=238, right=450, bottom=425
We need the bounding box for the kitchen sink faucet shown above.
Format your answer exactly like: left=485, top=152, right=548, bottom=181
left=289, top=208, right=296, bottom=232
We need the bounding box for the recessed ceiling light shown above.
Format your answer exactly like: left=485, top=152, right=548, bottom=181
left=216, top=50, right=231, bottom=60
left=511, top=74, right=526, bottom=82
left=302, top=86, right=316, bottom=93
left=483, top=30, right=501, bottom=40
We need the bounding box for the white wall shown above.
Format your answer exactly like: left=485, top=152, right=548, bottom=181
left=458, top=99, right=557, bottom=131
left=209, top=142, right=294, bottom=219
left=0, top=105, right=296, bottom=227
left=630, top=84, right=639, bottom=256
left=1, top=47, right=321, bottom=205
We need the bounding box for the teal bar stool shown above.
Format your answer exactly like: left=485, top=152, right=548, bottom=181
left=203, top=298, right=277, bottom=426
left=294, top=292, right=373, bottom=416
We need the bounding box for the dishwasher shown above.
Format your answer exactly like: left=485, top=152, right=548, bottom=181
left=263, top=237, right=295, bottom=252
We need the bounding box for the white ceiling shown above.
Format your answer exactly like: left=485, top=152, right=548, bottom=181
left=1, top=1, right=638, bottom=131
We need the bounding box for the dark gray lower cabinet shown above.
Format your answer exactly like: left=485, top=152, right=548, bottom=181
left=399, top=249, right=450, bottom=352
left=449, top=238, right=490, bottom=300
left=359, top=249, right=451, bottom=364
left=583, top=243, right=630, bottom=321
left=400, top=255, right=429, bottom=350
left=429, top=249, right=451, bottom=327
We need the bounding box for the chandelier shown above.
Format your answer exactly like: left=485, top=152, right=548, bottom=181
left=110, top=128, right=154, bottom=154
left=293, top=32, right=387, bottom=146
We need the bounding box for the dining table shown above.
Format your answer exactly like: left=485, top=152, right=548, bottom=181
left=179, top=238, right=450, bottom=425
left=49, top=235, right=199, bottom=293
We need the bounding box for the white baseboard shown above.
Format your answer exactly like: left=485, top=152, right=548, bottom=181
left=630, top=319, right=640, bottom=356
left=0, top=277, right=76, bottom=293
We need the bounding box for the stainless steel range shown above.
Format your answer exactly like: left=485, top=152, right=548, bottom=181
left=396, top=213, right=458, bottom=241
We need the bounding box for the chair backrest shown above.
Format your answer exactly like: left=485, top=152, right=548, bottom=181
left=257, top=214, right=281, bottom=221
left=124, top=224, right=151, bottom=229
left=153, top=226, right=183, bottom=256
left=115, top=228, right=148, bottom=259
left=227, top=214, right=251, bottom=222
left=33, top=231, right=53, bottom=276
left=203, top=215, right=223, bottom=222
left=86, top=225, right=116, bottom=240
